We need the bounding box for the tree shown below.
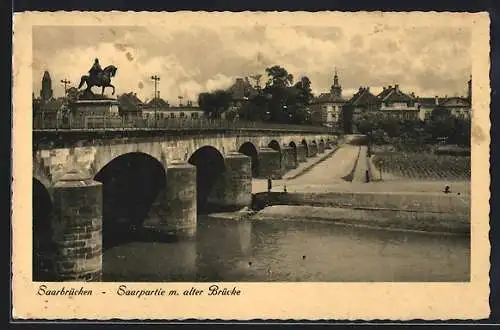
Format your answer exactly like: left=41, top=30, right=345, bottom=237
left=430, top=106, right=452, bottom=122
left=357, top=119, right=373, bottom=135
left=380, top=116, right=401, bottom=137
left=294, top=76, right=314, bottom=106
left=339, top=105, right=353, bottom=134
left=264, top=65, right=294, bottom=89
left=198, top=90, right=233, bottom=119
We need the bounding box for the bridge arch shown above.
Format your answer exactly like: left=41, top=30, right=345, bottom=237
left=33, top=159, right=52, bottom=189
left=33, top=178, right=54, bottom=281
left=188, top=146, right=226, bottom=212
left=238, top=142, right=259, bottom=177
left=268, top=140, right=281, bottom=153
left=94, top=152, right=167, bottom=248
left=301, top=139, right=309, bottom=157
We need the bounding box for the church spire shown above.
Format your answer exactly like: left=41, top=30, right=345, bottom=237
left=330, top=67, right=342, bottom=98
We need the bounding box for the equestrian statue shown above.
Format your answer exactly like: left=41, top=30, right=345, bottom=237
left=78, top=58, right=118, bottom=96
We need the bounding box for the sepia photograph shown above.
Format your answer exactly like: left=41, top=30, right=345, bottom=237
left=13, top=11, right=490, bottom=320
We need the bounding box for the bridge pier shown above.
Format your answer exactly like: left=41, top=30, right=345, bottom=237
left=257, top=147, right=282, bottom=179
left=281, top=144, right=297, bottom=171
left=143, top=161, right=197, bottom=238
left=308, top=143, right=318, bottom=157
left=49, top=170, right=103, bottom=281
left=207, top=152, right=252, bottom=210
left=296, top=144, right=308, bottom=162
left=318, top=141, right=325, bottom=154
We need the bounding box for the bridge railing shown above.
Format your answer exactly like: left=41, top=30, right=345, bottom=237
left=33, top=116, right=338, bottom=134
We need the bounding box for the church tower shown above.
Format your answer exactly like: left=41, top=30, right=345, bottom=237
left=40, top=71, right=53, bottom=102
left=330, top=68, right=342, bottom=98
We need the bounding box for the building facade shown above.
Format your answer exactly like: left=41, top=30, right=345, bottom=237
left=377, top=84, right=420, bottom=120
left=141, top=96, right=204, bottom=121
left=344, top=86, right=381, bottom=122
left=311, top=69, right=346, bottom=126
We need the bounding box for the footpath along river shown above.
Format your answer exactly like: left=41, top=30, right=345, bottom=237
left=102, top=216, right=470, bottom=282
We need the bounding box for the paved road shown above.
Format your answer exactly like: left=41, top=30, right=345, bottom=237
left=253, top=143, right=470, bottom=195
left=352, top=146, right=368, bottom=183
left=291, top=145, right=361, bottom=185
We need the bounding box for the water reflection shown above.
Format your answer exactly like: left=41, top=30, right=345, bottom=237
left=102, top=216, right=470, bottom=282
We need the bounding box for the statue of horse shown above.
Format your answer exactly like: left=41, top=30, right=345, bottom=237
left=78, top=65, right=118, bottom=95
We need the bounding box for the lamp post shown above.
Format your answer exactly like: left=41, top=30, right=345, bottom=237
left=151, top=75, right=160, bottom=128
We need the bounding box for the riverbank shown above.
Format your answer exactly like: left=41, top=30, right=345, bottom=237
left=250, top=205, right=469, bottom=235
left=247, top=137, right=470, bottom=235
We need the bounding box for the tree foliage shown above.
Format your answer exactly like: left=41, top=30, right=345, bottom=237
left=198, top=90, right=233, bottom=119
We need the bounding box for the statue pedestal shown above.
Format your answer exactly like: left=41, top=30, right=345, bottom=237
left=71, top=98, right=121, bottom=129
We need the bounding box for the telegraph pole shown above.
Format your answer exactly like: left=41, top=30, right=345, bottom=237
left=151, top=75, right=160, bottom=127
left=60, top=79, right=71, bottom=97
left=59, top=79, right=71, bottom=130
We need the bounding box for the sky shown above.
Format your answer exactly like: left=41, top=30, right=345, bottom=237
left=32, top=21, right=472, bottom=105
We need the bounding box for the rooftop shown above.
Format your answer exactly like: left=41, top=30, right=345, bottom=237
left=377, top=84, right=413, bottom=103
left=347, top=87, right=380, bottom=106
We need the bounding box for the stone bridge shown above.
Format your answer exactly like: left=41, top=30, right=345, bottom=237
left=32, top=128, right=340, bottom=282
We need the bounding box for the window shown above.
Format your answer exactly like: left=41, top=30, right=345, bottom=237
left=170, top=113, right=175, bottom=119
left=191, top=113, right=198, bottom=119
left=180, top=112, right=185, bottom=118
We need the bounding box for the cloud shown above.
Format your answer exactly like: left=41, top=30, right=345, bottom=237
left=33, top=21, right=472, bottom=104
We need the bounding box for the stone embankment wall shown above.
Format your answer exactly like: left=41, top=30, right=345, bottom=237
left=252, top=191, right=469, bottom=215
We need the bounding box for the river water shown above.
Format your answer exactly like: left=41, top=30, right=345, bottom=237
left=102, top=216, right=470, bottom=282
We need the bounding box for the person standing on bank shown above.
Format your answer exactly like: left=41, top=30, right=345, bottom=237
left=267, top=176, right=272, bottom=192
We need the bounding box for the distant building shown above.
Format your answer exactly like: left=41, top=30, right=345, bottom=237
left=141, top=95, right=204, bottom=120
left=344, top=86, right=381, bottom=122
left=311, top=69, right=346, bottom=125
left=34, top=97, right=66, bottom=128
left=33, top=70, right=66, bottom=128
left=415, top=78, right=472, bottom=121
left=40, top=71, right=53, bottom=102
left=415, top=96, right=444, bottom=121
left=378, top=84, right=420, bottom=120
left=118, top=92, right=144, bottom=121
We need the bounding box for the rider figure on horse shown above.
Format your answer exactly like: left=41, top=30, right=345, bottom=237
left=89, top=58, right=103, bottom=84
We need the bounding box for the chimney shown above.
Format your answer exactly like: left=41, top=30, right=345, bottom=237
left=366, top=87, right=370, bottom=92
left=435, top=96, right=439, bottom=105
left=383, top=86, right=386, bottom=91
left=388, top=85, right=392, bottom=89
left=395, top=84, right=399, bottom=92
left=359, top=86, right=363, bottom=91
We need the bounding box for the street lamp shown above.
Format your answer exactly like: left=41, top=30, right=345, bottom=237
left=151, top=75, right=160, bottom=128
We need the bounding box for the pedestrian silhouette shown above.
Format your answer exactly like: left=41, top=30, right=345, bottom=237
left=443, top=185, right=451, bottom=194
left=267, top=177, right=272, bottom=192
